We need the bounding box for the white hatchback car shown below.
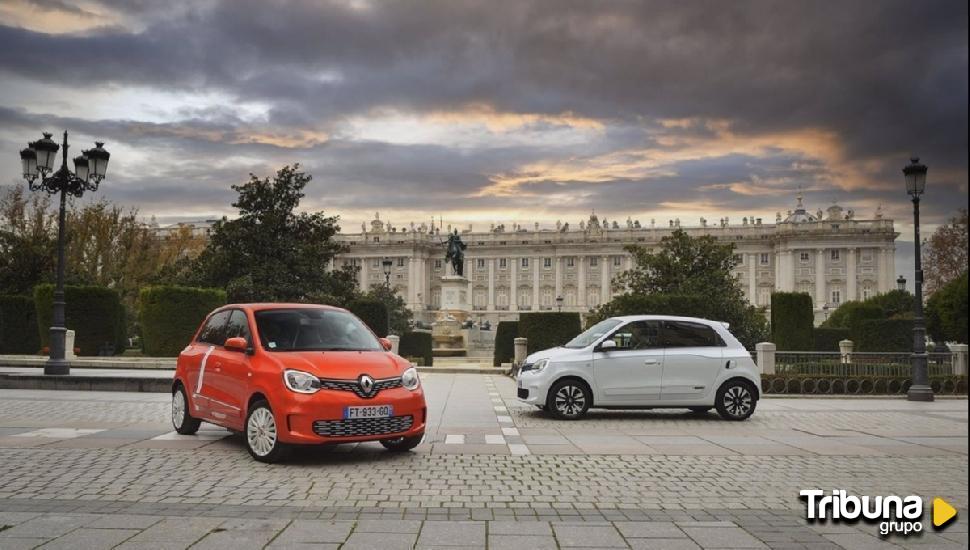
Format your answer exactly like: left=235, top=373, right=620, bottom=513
left=516, top=315, right=761, bottom=421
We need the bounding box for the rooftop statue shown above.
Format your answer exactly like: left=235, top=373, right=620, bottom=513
left=443, top=229, right=467, bottom=277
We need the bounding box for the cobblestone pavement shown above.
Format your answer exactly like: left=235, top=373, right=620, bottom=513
left=0, top=374, right=966, bottom=549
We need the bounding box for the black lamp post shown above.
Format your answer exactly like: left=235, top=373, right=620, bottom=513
left=382, top=257, right=393, bottom=335
left=903, top=157, right=932, bottom=402
left=897, top=275, right=907, bottom=292
left=20, top=132, right=110, bottom=375
left=556, top=295, right=564, bottom=312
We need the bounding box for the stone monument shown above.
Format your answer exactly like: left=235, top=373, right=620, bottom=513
left=432, top=230, right=470, bottom=357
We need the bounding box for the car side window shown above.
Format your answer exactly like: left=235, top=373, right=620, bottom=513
left=197, top=310, right=231, bottom=345
left=225, top=309, right=252, bottom=345
left=609, top=321, right=661, bottom=350
left=662, top=321, right=725, bottom=348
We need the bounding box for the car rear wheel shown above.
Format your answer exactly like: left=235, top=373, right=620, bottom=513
left=172, top=385, right=201, bottom=435
left=547, top=379, right=591, bottom=420
left=380, top=433, right=424, bottom=452
left=245, top=400, right=288, bottom=463
left=715, top=380, right=757, bottom=421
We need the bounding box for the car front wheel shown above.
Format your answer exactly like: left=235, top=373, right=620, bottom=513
left=715, top=380, right=757, bottom=421
left=245, top=400, right=288, bottom=463
left=171, top=385, right=201, bottom=435
left=546, top=379, right=591, bottom=420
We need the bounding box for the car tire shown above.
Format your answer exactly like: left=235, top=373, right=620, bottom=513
left=380, top=433, right=424, bottom=452
left=688, top=407, right=712, bottom=414
left=171, top=384, right=201, bottom=435
left=245, top=399, right=288, bottom=463
left=715, top=380, right=758, bottom=421
left=546, top=379, right=591, bottom=420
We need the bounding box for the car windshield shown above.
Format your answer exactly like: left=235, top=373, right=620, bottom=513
left=254, top=308, right=382, bottom=352
left=563, top=318, right=624, bottom=348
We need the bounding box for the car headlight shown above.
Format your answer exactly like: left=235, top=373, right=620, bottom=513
left=401, top=367, right=420, bottom=390
left=283, top=369, right=321, bottom=394
left=531, top=359, right=549, bottom=374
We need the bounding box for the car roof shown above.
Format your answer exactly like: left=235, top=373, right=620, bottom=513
left=220, top=303, right=348, bottom=313
left=611, top=314, right=724, bottom=326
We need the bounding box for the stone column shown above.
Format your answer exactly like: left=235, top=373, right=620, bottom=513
left=532, top=257, right=540, bottom=310
left=407, top=257, right=417, bottom=306
left=839, top=339, right=854, bottom=364
left=747, top=253, right=757, bottom=305
left=601, top=255, right=610, bottom=304
left=466, top=256, right=474, bottom=307
left=487, top=258, right=495, bottom=311
left=510, top=256, right=518, bottom=311
left=387, top=334, right=400, bottom=355
left=756, top=342, right=775, bottom=375
left=359, top=257, right=368, bottom=293
left=513, top=337, right=528, bottom=366
left=815, top=249, right=826, bottom=307
left=846, top=247, right=857, bottom=301
left=950, top=344, right=968, bottom=376
left=577, top=256, right=587, bottom=307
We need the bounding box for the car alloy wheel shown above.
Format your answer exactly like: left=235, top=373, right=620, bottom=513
left=247, top=407, right=277, bottom=457
left=171, top=385, right=201, bottom=435
left=547, top=380, right=590, bottom=420
left=172, top=390, right=186, bottom=426
left=716, top=380, right=757, bottom=421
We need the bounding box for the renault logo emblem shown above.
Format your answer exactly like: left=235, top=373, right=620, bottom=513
left=359, top=374, right=375, bottom=396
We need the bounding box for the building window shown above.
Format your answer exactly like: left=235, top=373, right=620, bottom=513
left=861, top=250, right=873, bottom=263
left=566, top=257, right=575, bottom=268
left=543, top=258, right=552, bottom=268
left=372, top=259, right=380, bottom=268
left=397, top=257, right=405, bottom=267
left=758, top=288, right=771, bottom=306
left=733, top=254, right=743, bottom=266
left=590, top=257, right=599, bottom=267
left=499, top=258, right=507, bottom=269
left=831, top=249, right=841, bottom=261
left=800, top=252, right=810, bottom=263
left=831, top=289, right=842, bottom=305
left=477, top=259, right=486, bottom=269
left=521, top=258, right=529, bottom=268
left=434, top=260, right=442, bottom=269
left=613, top=256, right=622, bottom=266
left=760, top=253, right=770, bottom=265
left=862, top=285, right=874, bottom=300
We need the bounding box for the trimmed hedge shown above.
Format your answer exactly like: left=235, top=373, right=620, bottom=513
left=926, top=271, right=968, bottom=344
left=399, top=331, right=433, bottom=366
left=0, top=295, right=40, bottom=354
left=493, top=321, right=518, bottom=366
left=518, top=312, right=582, bottom=354
left=762, top=374, right=966, bottom=395
left=854, top=318, right=914, bottom=352
left=813, top=327, right=849, bottom=351
left=347, top=299, right=389, bottom=337
left=34, top=284, right=124, bottom=356
left=139, top=286, right=227, bottom=356
left=770, top=292, right=814, bottom=351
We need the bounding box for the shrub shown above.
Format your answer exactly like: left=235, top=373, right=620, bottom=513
left=139, top=286, right=227, bottom=356
left=493, top=321, right=518, bottom=366
left=0, top=295, right=40, bottom=354
left=347, top=299, right=389, bottom=337
left=845, top=303, right=885, bottom=332
left=34, top=284, right=124, bottom=356
left=854, top=318, right=914, bottom=352
left=813, top=327, right=850, bottom=351
left=926, top=271, right=968, bottom=343
left=399, top=331, right=433, bottom=366
left=518, top=312, right=582, bottom=354
left=770, top=292, right=814, bottom=351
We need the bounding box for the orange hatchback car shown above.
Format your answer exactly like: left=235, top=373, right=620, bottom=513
left=171, top=303, right=427, bottom=462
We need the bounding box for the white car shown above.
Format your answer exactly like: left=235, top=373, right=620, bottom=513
left=516, top=315, right=761, bottom=421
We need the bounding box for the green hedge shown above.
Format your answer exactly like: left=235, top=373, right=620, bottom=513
left=399, top=331, right=433, bottom=366
left=762, top=374, right=966, bottom=395
left=927, top=271, right=968, bottom=344
left=493, top=321, right=518, bottom=366
left=518, top=312, right=582, bottom=354
left=813, top=327, right=849, bottom=351
left=770, top=292, right=814, bottom=351
left=34, top=284, right=124, bottom=356
left=0, top=295, right=40, bottom=354
left=139, top=286, right=227, bottom=356
left=347, top=299, right=389, bottom=337
left=854, top=318, right=914, bottom=352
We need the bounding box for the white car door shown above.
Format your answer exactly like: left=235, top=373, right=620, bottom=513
left=659, top=320, right=725, bottom=401
left=592, top=320, right=663, bottom=405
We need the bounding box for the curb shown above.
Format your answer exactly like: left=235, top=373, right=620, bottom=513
left=0, top=373, right=171, bottom=392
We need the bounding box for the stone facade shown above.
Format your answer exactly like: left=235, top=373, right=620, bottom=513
left=332, top=197, right=899, bottom=325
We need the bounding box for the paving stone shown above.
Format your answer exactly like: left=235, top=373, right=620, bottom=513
left=552, top=523, right=627, bottom=547
left=488, top=534, right=557, bottom=549
left=416, top=520, right=486, bottom=546
left=265, top=520, right=353, bottom=545
left=36, top=527, right=139, bottom=550
left=355, top=519, right=422, bottom=533
left=615, top=521, right=686, bottom=538
left=680, top=526, right=768, bottom=548
left=487, top=519, right=552, bottom=535
left=341, top=531, right=418, bottom=550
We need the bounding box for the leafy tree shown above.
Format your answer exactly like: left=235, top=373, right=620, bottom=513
left=364, top=284, right=413, bottom=335
left=822, top=290, right=914, bottom=328
left=0, top=186, right=56, bottom=294
left=605, top=229, right=768, bottom=348
left=923, top=209, right=968, bottom=296
left=182, top=165, right=352, bottom=303
left=926, top=271, right=968, bottom=344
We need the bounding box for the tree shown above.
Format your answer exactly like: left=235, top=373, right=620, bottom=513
left=926, top=271, right=968, bottom=344
left=183, top=165, right=352, bottom=303
left=0, top=185, right=56, bottom=295
left=606, top=229, right=768, bottom=348
left=364, top=285, right=413, bottom=335
left=822, top=290, right=914, bottom=329
left=923, top=209, right=968, bottom=296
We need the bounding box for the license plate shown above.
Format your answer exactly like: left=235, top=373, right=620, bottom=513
left=344, top=405, right=393, bottom=419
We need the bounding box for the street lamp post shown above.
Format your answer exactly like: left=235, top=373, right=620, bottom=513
left=382, top=258, right=393, bottom=335
left=897, top=275, right=907, bottom=292
left=903, top=157, right=933, bottom=402
left=556, top=295, right=564, bottom=312
left=20, top=131, right=109, bottom=375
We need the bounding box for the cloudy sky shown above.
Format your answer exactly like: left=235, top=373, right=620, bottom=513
left=1, top=0, right=966, bottom=254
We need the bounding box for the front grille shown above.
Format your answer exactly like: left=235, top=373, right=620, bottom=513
left=517, top=388, right=529, bottom=399
left=312, top=415, right=414, bottom=437
left=318, top=376, right=402, bottom=398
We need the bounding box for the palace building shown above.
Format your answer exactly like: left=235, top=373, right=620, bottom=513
left=332, top=195, right=899, bottom=325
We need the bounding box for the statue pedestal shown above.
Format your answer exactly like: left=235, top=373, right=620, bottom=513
left=432, top=275, right=470, bottom=357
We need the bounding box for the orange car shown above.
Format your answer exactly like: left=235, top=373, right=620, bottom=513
left=171, top=303, right=426, bottom=462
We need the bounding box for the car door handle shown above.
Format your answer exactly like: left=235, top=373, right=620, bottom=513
left=644, top=359, right=659, bottom=365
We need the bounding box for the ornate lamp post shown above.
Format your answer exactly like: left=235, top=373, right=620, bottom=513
left=556, top=295, right=564, bottom=312
left=381, top=257, right=394, bottom=335
left=19, top=132, right=109, bottom=375
left=897, top=275, right=907, bottom=292
left=903, top=157, right=932, bottom=402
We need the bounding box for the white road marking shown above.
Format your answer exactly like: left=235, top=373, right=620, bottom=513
left=508, top=443, right=531, bottom=455
left=12, top=428, right=105, bottom=439
left=496, top=415, right=513, bottom=423
left=152, top=430, right=229, bottom=441
left=502, top=427, right=519, bottom=436
left=444, top=434, right=465, bottom=445
left=484, top=434, right=506, bottom=445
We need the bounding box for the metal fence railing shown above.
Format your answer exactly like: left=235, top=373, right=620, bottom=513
left=774, top=351, right=954, bottom=377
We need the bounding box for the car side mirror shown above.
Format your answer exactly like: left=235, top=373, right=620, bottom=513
left=224, top=337, right=248, bottom=352
left=379, top=337, right=393, bottom=351
left=598, top=339, right=617, bottom=351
